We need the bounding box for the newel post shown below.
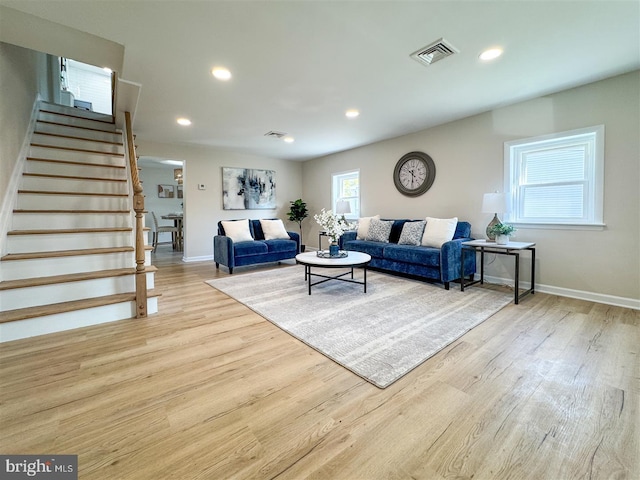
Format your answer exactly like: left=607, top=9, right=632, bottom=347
left=125, top=111, right=148, bottom=318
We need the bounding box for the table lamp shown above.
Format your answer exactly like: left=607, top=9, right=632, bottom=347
left=482, top=192, right=507, bottom=241
left=335, top=199, right=351, bottom=221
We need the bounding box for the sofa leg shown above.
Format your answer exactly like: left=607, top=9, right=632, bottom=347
left=229, top=267, right=233, bottom=274
left=444, top=281, right=450, bottom=290
left=215, top=262, right=219, bottom=269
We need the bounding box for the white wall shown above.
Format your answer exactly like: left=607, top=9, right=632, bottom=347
left=0, top=6, right=124, bottom=74
left=135, top=140, right=303, bottom=261
left=302, top=72, right=640, bottom=305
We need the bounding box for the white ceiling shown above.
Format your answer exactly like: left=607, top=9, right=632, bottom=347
left=3, top=1, right=640, bottom=162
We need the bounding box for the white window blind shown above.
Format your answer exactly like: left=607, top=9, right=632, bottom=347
left=504, top=126, right=604, bottom=226
left=66, top=59, right=112, bottom=115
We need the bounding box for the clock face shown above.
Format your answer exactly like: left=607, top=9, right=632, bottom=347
left=393, top=151, right=436, bottom=197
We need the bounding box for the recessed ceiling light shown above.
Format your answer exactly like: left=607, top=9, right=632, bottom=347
left=177, top=118, right=192, bottom=126
left=345, top=109, right=360, bottom=118
left=283, top=136, right=295, bottom=143
left=212, top=67, right=232, bottom=80
left=479, top=48, right=503, bottom=61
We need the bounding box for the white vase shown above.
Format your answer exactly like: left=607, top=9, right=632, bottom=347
left=496, top=234, right=509, bottom=245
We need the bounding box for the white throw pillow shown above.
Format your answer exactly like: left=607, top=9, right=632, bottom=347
left=356, top=215, right=380, bottom=240
left=421, top=217, right=458, bottom=247
left=221, top=219, right=254, bottom=243
left=260, top=219, right=290, bottom=240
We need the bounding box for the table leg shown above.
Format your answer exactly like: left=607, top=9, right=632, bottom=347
left=531, top=247, right=535, bottom=295
left=364, top=267, right=367, bottom=293
left=514, top=253, right=520, bottom=304
left=308, top=265, right=311, bottom=295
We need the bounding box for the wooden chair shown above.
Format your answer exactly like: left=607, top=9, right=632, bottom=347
left=151, top=211, right=179, bottom=252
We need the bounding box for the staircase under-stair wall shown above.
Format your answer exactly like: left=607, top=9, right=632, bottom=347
left=0, top=102, right=159, bottom=342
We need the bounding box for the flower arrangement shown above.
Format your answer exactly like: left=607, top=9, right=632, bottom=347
left=314, top=208, right=352, bottom=243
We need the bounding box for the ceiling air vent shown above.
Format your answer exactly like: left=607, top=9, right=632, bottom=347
left=410, top=38, right=459, bottom=66
left=264, top=131, right=287, bottom=139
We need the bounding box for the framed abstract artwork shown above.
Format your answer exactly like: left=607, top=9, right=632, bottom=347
left=222, top=167, right=276, bottom=210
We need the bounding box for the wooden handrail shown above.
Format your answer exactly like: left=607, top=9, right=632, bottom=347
left=124, top=111, right=147, bottom=318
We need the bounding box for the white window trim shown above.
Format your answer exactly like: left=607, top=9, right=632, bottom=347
left=503, top=125, right=605, bottom=230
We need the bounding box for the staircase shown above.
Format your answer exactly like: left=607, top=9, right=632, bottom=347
left=0, top=102, right=158, bottom=342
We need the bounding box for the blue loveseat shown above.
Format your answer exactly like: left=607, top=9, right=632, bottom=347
left=340, top=219, right=476, bottom=289
left=214, top=219, right=300, bottom=274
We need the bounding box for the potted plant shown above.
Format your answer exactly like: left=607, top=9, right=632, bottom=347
left=488, top=223, right=516, bottom=245
left=287, top=199, right=309, bottom=252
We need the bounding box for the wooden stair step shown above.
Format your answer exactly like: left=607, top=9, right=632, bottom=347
left=18, top=190, right=128, bottom=197
left=37, top=119, right=121, bottom=135
left=23, top=172, right=127, bottom=183
left=30, top=143, right=124, bottom=157
left=13, top=209, right=130, bottom=214
left=34, top=131, right=123, bottom=146
left=27, top=157, right=126, bottom=169
left=8, top=227, right=133, bottom=235
left=0, top=290, right=161, bottom=323
left=1, top=246, right=134, bottom=261
left=0, top=266, right=158, bottom=291
left=39, top=107, right=115, bottom=125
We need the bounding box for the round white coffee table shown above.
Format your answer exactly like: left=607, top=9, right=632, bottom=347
left=295, top=251, right=372, bottom=295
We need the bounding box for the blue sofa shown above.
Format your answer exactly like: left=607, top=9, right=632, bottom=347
left=340, top=219, right=476, bottom=289
left=214, top=219, right=300, bottom=274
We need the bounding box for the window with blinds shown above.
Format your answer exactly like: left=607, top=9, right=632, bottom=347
left=66, top=59, right=113, bottom=115
left=504, top=126, right=604, bottom=226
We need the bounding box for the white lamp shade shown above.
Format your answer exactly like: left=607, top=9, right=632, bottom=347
left=335, top=200, right=351, bottom=215
left=482, top=193, right=507, bottom=214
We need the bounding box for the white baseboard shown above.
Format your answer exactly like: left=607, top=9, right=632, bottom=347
left=481, top=274, right=639, bottom=310
left=182, top=255, right=214, bottom=263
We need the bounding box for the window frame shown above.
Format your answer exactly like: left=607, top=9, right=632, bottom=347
left=331, top=169, right=360, bottom=220
left=503, top=125, right=605, bottom=230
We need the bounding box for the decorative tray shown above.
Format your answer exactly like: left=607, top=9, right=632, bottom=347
left=316, top=250, right=349, bottom=258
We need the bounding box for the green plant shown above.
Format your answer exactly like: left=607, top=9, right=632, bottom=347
left=287, top=199, right=309, bottom=245
left=488, top=223, right=516, bottom=236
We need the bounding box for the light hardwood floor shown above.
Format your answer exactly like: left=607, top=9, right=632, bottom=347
left=1, top=246, right=638, bottom=479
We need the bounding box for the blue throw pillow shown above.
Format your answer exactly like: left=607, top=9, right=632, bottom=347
left=398, top=220, right=426, bottom=246
left=366, top=219, right=394, bottom=243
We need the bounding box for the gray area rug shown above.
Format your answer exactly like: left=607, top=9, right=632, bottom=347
left=207, top=266, right=512, bottom=388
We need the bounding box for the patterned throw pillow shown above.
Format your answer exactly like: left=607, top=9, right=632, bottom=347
left=398, top=221, right=426, bottom=246
left=365, top=219, right=394, bottom=243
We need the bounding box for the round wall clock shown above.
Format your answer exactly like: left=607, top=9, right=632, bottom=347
left=393, top=151, right=436, bottom=197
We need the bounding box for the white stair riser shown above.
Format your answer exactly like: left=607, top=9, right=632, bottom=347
left=32, top=133, right=124, bottom=155
left=26, top=159, right=126, bottom=178
left=0, top=271, right=155, bottom=311
left=21, top=176, right=128, bottom=195
left=17, top=193, right=128, bottom=210
left=0, top=297, right=158, bottom=343
left=36, top=122, right=122, bottom=143
left=29, top=146, right=125, bottom=167
left=38, top=111, right=116, bottom=131
left=0, top=252, right=134, bottom=280
left=7, top=231, right=133, bottom=253
left=12, top=213, right=132, bottom=229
